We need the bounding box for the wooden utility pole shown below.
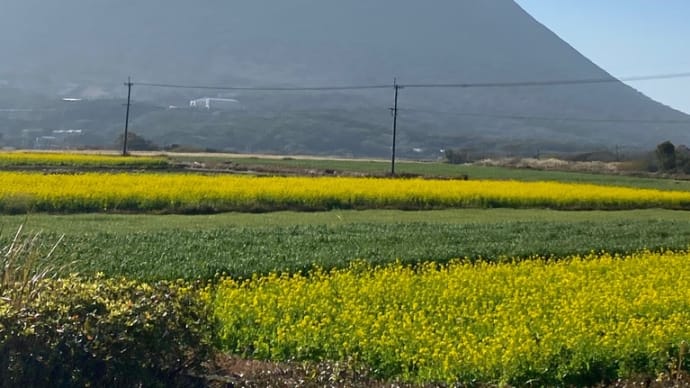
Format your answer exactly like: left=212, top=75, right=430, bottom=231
left=390, top=78, right=401, bottom=175
left=122, top=77, right=133, bottom=156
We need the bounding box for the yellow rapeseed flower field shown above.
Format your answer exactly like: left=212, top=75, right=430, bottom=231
left=1, top=171, right=690, bottom=213
left=0, top=152, right=167, bottom=167
left=212, top=251, right=690, bottom=384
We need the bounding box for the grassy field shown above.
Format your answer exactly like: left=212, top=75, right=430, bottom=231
left=171, top=154, right=690, bottom=191
left=4, top=209, right=690, bottom=280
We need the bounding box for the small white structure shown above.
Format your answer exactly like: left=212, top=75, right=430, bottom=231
left=53, top=129, right=83, bottom=135
left=189, top=97, right=240, bottom=110
left=34, top=136, right=59, bottom=149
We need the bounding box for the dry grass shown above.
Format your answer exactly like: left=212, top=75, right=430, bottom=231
left=1, top=224, right=64, bottom=309
left=475, top=157, right=621, bottom=173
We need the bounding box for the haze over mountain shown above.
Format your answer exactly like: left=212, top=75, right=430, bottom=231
left=1, top=0, right=688, bottom=157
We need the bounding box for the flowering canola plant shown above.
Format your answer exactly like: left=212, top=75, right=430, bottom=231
left=0, top=152, right=167, bottom=167
left=212, top=251, right=690, bottom=384
left=2, top=171, right=690, bottom=213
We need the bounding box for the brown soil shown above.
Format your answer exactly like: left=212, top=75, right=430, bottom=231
left=203, top=353, right=690, bottom=388
left=204, top=354, right=410, bottom=388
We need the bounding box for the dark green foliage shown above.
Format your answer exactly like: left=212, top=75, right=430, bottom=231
left=443, top=148, right=471, bottom=164
left=0, top=277, right=213, bottom=387
left=676, top=145, right=690, bottom=174
left=116, top=131, right=160, bottom=151
left=651, top=141, right=690, bottom=173
left=656, top=141, right=677, bottom=171
left=4, top=210, right=690, bottom=280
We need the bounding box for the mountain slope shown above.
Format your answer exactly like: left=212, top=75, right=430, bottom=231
left=1, top=0, right=687, bottom=156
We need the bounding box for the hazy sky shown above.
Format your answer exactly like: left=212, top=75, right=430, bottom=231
left=515, top=0, right=690, bottom=114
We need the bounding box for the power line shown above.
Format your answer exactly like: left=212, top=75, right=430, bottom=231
left=0, top=108, right=57, bottom=112
left=134, top=81, right=391, bottom=91
left=401, top=71, right=690, bottom=89
left=214, top=106, right=690, bottom=124
left=134, top=71, right=690, bottom=92
left=398, top=108, right=690, bottom=124
left=123, top=71, right=690, bottom=163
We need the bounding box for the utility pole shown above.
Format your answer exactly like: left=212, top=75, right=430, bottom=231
left=122, top=76, right=133, bottom=156
left=390, top=78, right=402, bottom=176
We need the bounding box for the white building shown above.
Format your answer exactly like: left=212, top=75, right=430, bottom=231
left=189, top=97, right=240, bottom=110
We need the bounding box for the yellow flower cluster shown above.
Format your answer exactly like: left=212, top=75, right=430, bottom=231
left=0, top=152, right=167, bottom=167
left=1, top=171, right=690, bottom=213
left=212, top=252, right=690, bottom=384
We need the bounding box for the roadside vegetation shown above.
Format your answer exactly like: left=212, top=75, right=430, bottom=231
left=0, top=226, right=212, bottom=387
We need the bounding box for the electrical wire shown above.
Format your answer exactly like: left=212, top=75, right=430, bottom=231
left=133, top=71, right=690, bottom=91
left=398, top=108, right=690, bottom=124
left=134, top=82, right=391, bottom=91
left=400, top=72, right=690, bottom=89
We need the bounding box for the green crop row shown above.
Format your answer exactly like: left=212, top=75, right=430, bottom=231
left=2, top=211, right=690, bottom=280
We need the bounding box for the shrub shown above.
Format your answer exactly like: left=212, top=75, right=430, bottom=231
left=443, top=148, right=470, bottom=164
left=0, top=230, right=213, bottom=387
left=675, top=146, right=690, bottom=174
left=115, top=132, right=160, bottom=152
left=656, top=141, right=676, bottom=171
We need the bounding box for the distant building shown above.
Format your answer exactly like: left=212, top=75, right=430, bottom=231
left=34, top=136, right=59, bottom=149
left=21, top=128, right=44, bottom=148
left=53, top=129, right=83, bottom=135
left=34, top=129, right=84, bottom=149
left=189, top=97, right=240, bottom=110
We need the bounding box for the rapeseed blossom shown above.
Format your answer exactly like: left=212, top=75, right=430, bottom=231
left=212, top=252, right=690, bottom=384
left=0, top=152, right=167, bottom=167
left=1, top=172, right=690, bottom=213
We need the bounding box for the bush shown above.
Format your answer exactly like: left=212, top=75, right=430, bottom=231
left=116, top=132, right=159, bottom=152
left=656, top=141, right=676, bottom=171
left=676, top=146, right=690, bottom=174
left=0, top=275, right=213, bottom=387
left=443, top=148, right=470, bottom=164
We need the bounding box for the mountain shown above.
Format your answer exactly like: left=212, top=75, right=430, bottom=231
left=1, top=0, right=688, bottom=157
